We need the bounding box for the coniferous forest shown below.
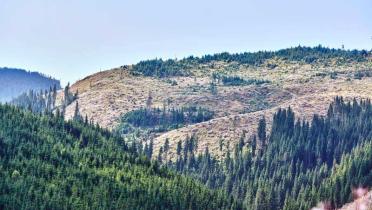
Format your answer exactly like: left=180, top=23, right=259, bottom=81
left=130, top=46, right=369, bottom=77
left=156, top=97, right=372, bottom=210
left=1, top=83, right=371, bottom=209
left=0, top=67, right=60, bottom=103
left=0, top=47, right=371, bottom=210
left=0, top=104, right=238, bottom=210
left=118, top=106, right=214, bottom=134
left=2, top=0, right=372, bottom=208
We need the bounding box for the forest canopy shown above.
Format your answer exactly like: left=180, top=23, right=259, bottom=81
left=129, top=46, right=370, bottom=77
left=0, top=104, right=239, bottom=210
left=158, top=97, right=372, bottom=210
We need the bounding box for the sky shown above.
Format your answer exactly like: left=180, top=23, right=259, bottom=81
left=0, top=0, right=371, bottom=85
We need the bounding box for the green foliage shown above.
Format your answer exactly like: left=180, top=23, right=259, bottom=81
left=166, top=97, right=372, bottom=210
left=317, top=141, right=372, bottom=207
left=129, top=46, right=369, bottom=78
left=118, top=106, right=214, bottom=134
left=353, top=69, right=372, bottom=80
left=73, top=100, right=83, bottom=122
left=257, top=117, right=266, bottom=147
left=0, top=104, right=238, bottom=210
left=11, top=84, right=58, bottom=113
left=11, top=83, right=76, bottom=116
left=212, top=73, right=270, bottom=86
left=192, top=45, right=368, bottom=65
left=209, top=82, right=218, bottom=95
left=164, top=79, right=178, bottom=86
left=330, top=71, right=338, bottom=79
left=130, top=59, right=191, bottom=78
left=63, top=82, right=78, bottom=106
left=221, top=76, right=269, bottom=86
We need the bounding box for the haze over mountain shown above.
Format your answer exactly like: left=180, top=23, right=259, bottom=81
left=0, top=67, right=61, bottom=103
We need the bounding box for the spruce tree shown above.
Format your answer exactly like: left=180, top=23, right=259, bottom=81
left=258, top=117, right=267, bottom=147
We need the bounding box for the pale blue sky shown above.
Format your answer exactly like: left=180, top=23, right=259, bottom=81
left=0, top=0, right=371, bottom=85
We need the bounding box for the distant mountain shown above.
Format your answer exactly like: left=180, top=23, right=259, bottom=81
left=0, top=67, right=60, bottom=103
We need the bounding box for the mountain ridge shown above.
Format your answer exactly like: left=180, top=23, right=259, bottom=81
left=0, top=67, right=60, bottom=103
left=58, top=46, right=371, bottom=160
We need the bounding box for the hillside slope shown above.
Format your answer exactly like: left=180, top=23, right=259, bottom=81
left=0, top=67, right=60, bottom=103
left=338, top=190, right=371, bottom=210
left=60, top=47, right=372, bottom=160
left=0, top=104, right=238, bottom=209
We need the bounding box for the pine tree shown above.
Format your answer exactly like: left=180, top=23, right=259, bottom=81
left=209, top=82, right=218, bottom=95
left=258, top=116, right=267, bottom=147
left=148, top=139, right=154, bottom=158
left=251, top=135, right=257, bottom=156
left=164, top=138, right=170, bottom=152
left=157, top=147, right=163, bottom=163
left=73, top=101, right=82, bottom=121
left=177, top=140, right=182, bottom=156
left=146, top=91, right=153, bottom=108
left=64, top=82, right=71, bottom=105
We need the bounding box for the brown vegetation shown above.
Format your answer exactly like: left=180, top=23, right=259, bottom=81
left=58, top=58, right=372, bottom=160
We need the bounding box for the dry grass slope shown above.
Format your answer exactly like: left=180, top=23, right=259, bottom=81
left=338, top=191, right=372, bottom=210
left=59, top=58, right=372, bottom=160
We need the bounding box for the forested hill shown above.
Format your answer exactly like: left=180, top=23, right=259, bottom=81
left=130, top=45, right=370, bottom=77
left=0, top=104, right=239, bottom=210
left=0, top=67, right=60, bottom=103
left=162, top=97, right=372, bottom=210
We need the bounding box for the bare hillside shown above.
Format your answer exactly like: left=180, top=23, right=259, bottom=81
left=338, top=190, right=372, bottom=210
left=60, top=56, right=372, bottom=160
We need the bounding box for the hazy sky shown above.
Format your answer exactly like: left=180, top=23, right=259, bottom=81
left=0, top=0, right=371, bottom=85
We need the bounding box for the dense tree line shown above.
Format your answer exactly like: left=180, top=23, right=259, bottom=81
left=11, top=83, right=77, bottom=115
left=118, top=106, right=214, bottom=134
left=160, top=97, right=372, bottom=210
left=0, top=67, right=60, bottom=103
left=316, top=140, right=372, bottom=207
left=221, top=76, right=269, bottom=86
left=130, top=59, right=191, bottom=78
left=0, top=104, right=240, bottom=210
left=10, top=85, right=58, bottom=113
left=191, top=45, right=369, bottom=65
left=129, top=46, right=370, bottom=77
left=212, top=73, right=269, bottom=86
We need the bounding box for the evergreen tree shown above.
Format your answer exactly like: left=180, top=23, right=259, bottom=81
left=258, top=116, right=266, bottom=147
left=73, top=101, right=82, bottom=121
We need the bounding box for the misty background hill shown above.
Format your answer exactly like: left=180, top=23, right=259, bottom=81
left=0, top=67, right=60, bottom=103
